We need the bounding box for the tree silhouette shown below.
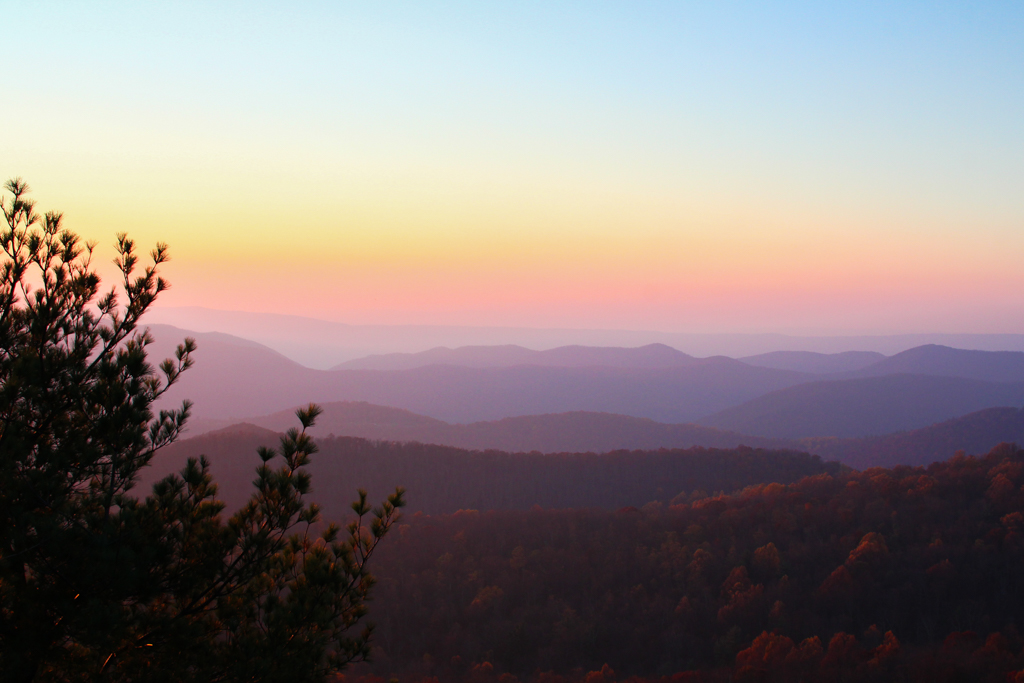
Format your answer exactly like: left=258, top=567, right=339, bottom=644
left=0, top=179, right=404, bottom=682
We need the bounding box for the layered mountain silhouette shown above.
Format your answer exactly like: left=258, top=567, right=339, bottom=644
left=139, top=425, right=839, bottom=515
left=149, top=325, right=809, bottom=423
left=238, top=401, right=787, bottom=452
left=715, top=346, right=1024, bottom=438
left=176, top=400, right=1024, bottom=470
left=146, top=324, right=324, bottom=419
left=137, top=403, right=1024, bottom=518
left=145, top=324, right=301, bottom=372
left=332, top=343, right=698, bottom=370
left=804, top=406, right=1024, bottom=469
left=739, top=350, right=885, bottom=374
left=850, top=344, right=1024, bottom=382
left=147, top=325, right=1024, bottom=444
left=699, top=374, right=1024, bottom=438
left=739, top=345, right=1024, bottom=382
left=144, top=306, right=1024, bottom=368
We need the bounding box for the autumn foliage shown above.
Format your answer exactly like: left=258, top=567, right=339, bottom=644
left=339, top=443, right=1024, bottom=683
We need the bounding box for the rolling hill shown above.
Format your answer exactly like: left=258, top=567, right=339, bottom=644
left=804, top=406, right=1024, bottom=469
left=138, top=426, right=840, bottom=515
left=144, top=324, right=302, bottom=371
left=243, top=401, right=788, bottom=452
left=147, top=326, right=1024, bottom=447
left=248, top=401, right=452, bottom=441
left=144, top=306, right=1024, bottom=368
left=148, top=322, right=812, bottom=423
left=200, top=401, right=1024, bottom=470
left=149, top=406, right=1024, bottom=513
left=853, top=344, right=1024, bottom=382
left=699, top=374, right=1024, bottom=438
left=148, top=324, right=327, bottom=419
left=739, top=350, right=885, bottom=374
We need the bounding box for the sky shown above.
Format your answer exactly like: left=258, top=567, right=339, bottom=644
left=3, top=1, right=1023, bottom=334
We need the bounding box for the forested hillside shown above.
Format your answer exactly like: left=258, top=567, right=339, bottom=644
left=250, top=402, right=1024, bottom=469
left=143, top=427, right=839, bottom=516
left=246, top=402, right=789, bottom=453
left=335, top=445, right=1024, bottom=683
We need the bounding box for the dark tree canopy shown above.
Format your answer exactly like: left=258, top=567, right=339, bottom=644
left=0, top=179, right=404, bottom=682
left=355, top=444, right=1024, bottom=683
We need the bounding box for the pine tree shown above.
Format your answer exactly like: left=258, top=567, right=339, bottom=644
left=0, top=179, right=404, bottom=682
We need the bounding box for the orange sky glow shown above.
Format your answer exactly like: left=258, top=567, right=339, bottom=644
left=4, top=3, right=1023, bottom=335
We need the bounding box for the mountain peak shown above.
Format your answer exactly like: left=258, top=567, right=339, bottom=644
left=857, top=344, right=1024, bottom=383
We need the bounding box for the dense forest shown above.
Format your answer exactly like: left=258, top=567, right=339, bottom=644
left=333, top=444, right=1024, bottom=683
left=148, top=427, right=842, bottom=515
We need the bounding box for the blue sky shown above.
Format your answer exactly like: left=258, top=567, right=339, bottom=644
left=3, top=2, right=1023, bottom=332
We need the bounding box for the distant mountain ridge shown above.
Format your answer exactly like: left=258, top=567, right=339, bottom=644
left=144, top=324, right=301, bottom=365
left=331, top=343, right=1024, bottom=385
left=699, top=374, right=1024, bottom=438
left=148, top=323, right=811, bottom=423
left=144, top=305, right=1024, bottom=369
left=332, top=343, right=698, bottom=371
left=146, top=324, right=1024, bottom=444
left=851, top=344, right=1024, bottom=383
left=707, top=346, right=1024, bottom=439
left=739, top=350, right=886, bottom=374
